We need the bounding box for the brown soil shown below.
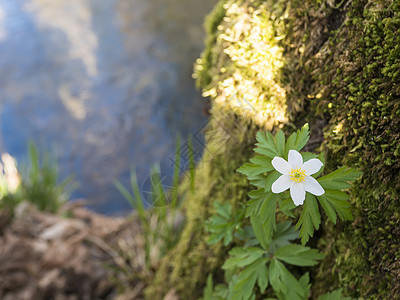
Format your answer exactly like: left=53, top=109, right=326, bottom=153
left=0, top=202, right=145, bottom=300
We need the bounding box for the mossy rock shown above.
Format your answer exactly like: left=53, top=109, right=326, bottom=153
left=147, top=0, right=400, bottom=298
left=145, top=110, right=258, bottom=299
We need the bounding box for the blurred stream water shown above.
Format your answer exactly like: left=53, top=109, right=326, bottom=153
left=0, top=0, right=216, bottom=214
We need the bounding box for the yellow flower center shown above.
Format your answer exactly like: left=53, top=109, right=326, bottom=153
left=290, top=168, right=306, bottom=183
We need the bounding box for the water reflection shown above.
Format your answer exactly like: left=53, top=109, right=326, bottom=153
left=0, top=0, right=216, bottom=214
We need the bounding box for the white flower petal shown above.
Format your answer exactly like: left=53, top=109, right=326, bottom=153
left=304, top=176, right=325, bottom=196
left=290, top=182, right=306, bottom=206
left=271, top=175, right=291, bottom=193
left=302, top=158, right=323, bottom=175
left=288, top=150, right=303, bottom=169
left=272, top=157, right=291, bottom=175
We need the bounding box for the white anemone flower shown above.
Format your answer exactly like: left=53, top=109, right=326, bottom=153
left=271, top=150, right=325, bottom=206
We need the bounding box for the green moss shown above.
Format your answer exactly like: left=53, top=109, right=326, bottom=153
left=194, top=0, right=229, bottom=89
left=194, top=0, right=289, bottom=129
left=145, top=110, right=258, bottom=299
left=311, top=0, right=400, bottom=297
left=148, top=0, right=400, bottom=298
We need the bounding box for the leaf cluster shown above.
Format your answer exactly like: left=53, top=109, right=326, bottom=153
left=205, top=201, right=245, bottom=246
left=201, top=222, right=325, bottom=300
left=237, top=124, right=363, bottom=244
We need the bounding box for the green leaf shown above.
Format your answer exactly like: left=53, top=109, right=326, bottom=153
left=299, top=273, right=311, bottom=299
left=318, top=190, right=353, bottom=222
left=230, top=258, right=269, bottom=300
left=246, top=189, right=268, bottom=216
left=317, top=288, right=353, bottom=300
left=275, top=130, right=285, bottom=156
left=274, top=244, right=325, bottom=266
left=284, top=123, right=310, bottom=158
left=268, top=221, right=299, bottom=253
left=318, top=167, right=363, bottom=190
left=249, top=156, right=273, bottom=171
left=200, top=275, right=227, bottom=300
left=214, top=284, right=229, bottom=299
left=317, top=195, right=338, bottom=224
left=257, top=262, right=269, bottom=293
left=278, top=195, right=297, bottom=218
left=259, top=193, right=278, bottom=227
left=202, top=274, right=214, bottom=300
left=301, top=152, right=318, bottom=162
left=231, top=273, right=257, bottom=300
left=295, top=193, right=321, bottom=245
left=214, top=201, right=232, bottom=220
left=253, top=147, right=276, bottom=158
left=255, top=131, right=278, bottom=158
left=223, top=247, right=265, bottom=270
left=269, top=259, right=309, bottom=299
left=250, top=215, right=269, bottom=250
left=237, top=163, right=273, bottom=177
left=293, top=123, right=310, bottom=152
left=248, top=174, right=268, bottom=188
left=205, top=202, right=244, bottom=246
left=247, top=192, right=277, bottom=246
left=207, top=231, right=228, bottom=245
left=284, top=131, right=297, bottom=159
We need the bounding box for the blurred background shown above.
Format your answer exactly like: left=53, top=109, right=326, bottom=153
left=0, top=0, right=217, bottom=214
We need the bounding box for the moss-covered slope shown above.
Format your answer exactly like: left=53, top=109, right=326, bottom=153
left=145, top=110, right=258, bottom=299
left=148, top=0, right=400, bottom=298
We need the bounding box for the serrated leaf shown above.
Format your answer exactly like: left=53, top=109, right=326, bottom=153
left=250, top=215, right=269, bottom=249
left=269, top=259, right=288, bottom=295
left=259, top=193, right=278, bottom=226
left=295, top=193, right=321, bottom=245
left=248, top=188, right=267, bottom=199
left=284, top=124, right=310, bottom=158
left=249, top=156, right=273, bottom=171
left=317, top=196, right=337, bottom=224
left=257, top=263, right=269, bottom=293
left=237, top=163, right=273, bottom=177
left=278, top=195, right=297, bottom=218
left=317, top=288, right=353, bottom=300
left=247, top=192, right=277, bottom=247
left=207, top=231, right=227, bottom=245
left=205, top=202, right=244, bottom=245
left=246, top=189, right=268, bottom=217
left=293, top=123, right=310, bottom=152
left=254, top=131, right=278, bottom=158
left=202, top=274, right=214, bottom=300
left=269, top=259, right=309, bottom=299
left=254, top=147, right=276, bottom=158
left=256, top=131, right=269, bottom=145
left=268, top=221, right=299, bottom=253
left=230, top=258, right=268, bottom=300
left=223, top=247, right=265, bottom=270
left=206, top=215, right=227, bottom=226
left=214, top=283, right=229, bottom=299
left=248, top=174, right=268, bottom=188
left=301, top=152, right=318, bottom=163
left=214, top=201, right=231, bottom=220
left=318, top=190, right=353, bottom=222
left=284, top=132, right=298, bottom=159
left=275, top=130, right=285, bottom=156
left=231, top=272, right=257, bottom=300
left=318, top=167, right=362, bottom=190
left=274, top=244, right=324, bottom=266
left=299, top=272, right=311, bottom=298
left=325, top=189, right=350, bottom=201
